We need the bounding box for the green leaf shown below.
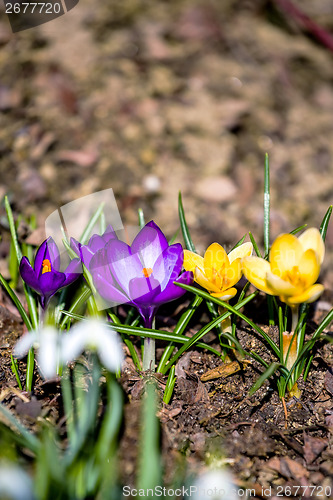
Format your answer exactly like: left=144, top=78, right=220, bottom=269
left=264, top=153, right=270, bottom=257
left=0, top=272, right=32, bottom=330
left=138, top=208, right=145, bottom=229
left=178, top=192, right=196, bottom=252
left=290, top=224, right=307, bottom=235
left=79, top=202, right=105, bottom=244
left=249, top=362, right=281, bottom=395
left=249, top=232, right=262, bottom=258
left=229, top=234, right=246, bottom=252
left=320, top=205, right=332, bottom=242
left=163, top=365, right=176, bottom=404
left=137, top=381, right=162, bottom=490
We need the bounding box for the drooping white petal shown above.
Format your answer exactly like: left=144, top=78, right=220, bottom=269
left=13, top=331, right=38, bottom=358
left=37, top=328, right=59, bottom=379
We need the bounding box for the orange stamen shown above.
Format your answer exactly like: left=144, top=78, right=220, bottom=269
left=42, top=259, right=52, bottom=274
left=142, top=267, right=153, bottom=278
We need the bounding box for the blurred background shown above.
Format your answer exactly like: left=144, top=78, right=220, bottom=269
left=0, top=0, right=332, bottom=287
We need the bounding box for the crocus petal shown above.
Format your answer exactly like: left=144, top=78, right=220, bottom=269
left=224, top=258, right=242, bottom=289
left=38, top=271, right=66, bottom=295
left=13, top=331, right=38, bottom=358
left=152, top=243, right=183, bottom=289
left=211, top=287, right=238, bottom=300
left=63, top=258, right=82, bottom=287
left=194, top=267, right=220, bottom=293
left=266, top=271, right=300, bottom=297
left=153, top=271, right=193, bottom=305
left=102, top=225, right=118, bottom=244
left=93, top=272, right=129, bottom=304
left=298, top=228, right=325, bottom=264
left=242, top=256, right=275, bottom=295
left=269, top=233, right=303, bottom=278
left=70, top=237, right=81, bottom=256
left=204, top=243, right=229, bottom=281
left=183, top=250, right=204, bottom=273
left=129, top=277, right=161, bottom=305
left=106, top=240, right=142, bottom=294
left=87, top=234, right=107, bottom=253
left=285, top=284, right=324, bottom=305
left=19, top=257, right=42, bottom=293
left=37, top=328, right=59, bottom=379
left=131, top=222, right=168, bottom=269
left=298, top=249, right=320, bottom=288
left=227, top=242, right=253, bottom=263
left=34, top=237, right=61, bottom=276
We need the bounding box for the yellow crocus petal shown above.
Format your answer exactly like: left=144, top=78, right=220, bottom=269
left=211, top=287, right=238, bottom=300
left=228, top=242, right=253, bottom=264
left=194, top=267, right=220, bottom=293
left=270, top=233, right=303, bottom=278
left=298, top=228, right=325, bottom=264
left=183, top=249, right=204, bottom=273
left=298, top=249, right=320, bottom=288
left=204, top=243, right=229, bottom=281
left=242, top=256, right=275, bottom=295
left=266, top=271, right=301, bottom=297
left=224, top=258, right=242, bottom=289
left=285, top=284, right=324, bottom=305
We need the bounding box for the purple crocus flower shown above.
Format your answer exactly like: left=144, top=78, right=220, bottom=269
left=70, top=225, right=118, bottom=270
left=20, top=237, right=81, bottom=308
left=89, top=221, right=193, bottom=328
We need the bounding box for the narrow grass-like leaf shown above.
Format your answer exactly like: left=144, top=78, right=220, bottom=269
left=10, top=355, right=22, bottom=390
left=26, top=348, right=35, bottom=391
left=290, top=224, right=307, bottom=235
left=249, top=232, right=262, bottom=258
left=178, top=192, right=196, bottom=252
left=163, top=365, right=176, bottom=404
left=137, top=380, right=162, bottom=490
left=264, top=153, right=270, bottom=257
left=229, top=234, right=246, bottom=252
left=5, top=196, right=22, bottom=262
left=59, top=284, right=91, bottom=330
left=138, top=208, right=145, bottom=229
left=249, top=362, right=281, bottom=395
left=320, top=205, right=332, bottom=241
left=0, top=272, right=32, bottom=330
left=79, top=202, right=105, bottom=244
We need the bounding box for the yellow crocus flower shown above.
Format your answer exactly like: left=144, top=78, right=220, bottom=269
left=241, top=228, right=325, bottom=307
left=183, top=242, right=253, bottom=300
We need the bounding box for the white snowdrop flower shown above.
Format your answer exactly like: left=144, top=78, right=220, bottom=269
left=0, top=463, right=35, bottom=500
left=61, top=319, right=124, bottom=372
left=188, top=469, right=240, bottom=500
left=13, top=327, right=60, bottom=379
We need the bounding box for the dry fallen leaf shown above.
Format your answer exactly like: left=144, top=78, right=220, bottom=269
left=201, top=361, right=242, bottom=382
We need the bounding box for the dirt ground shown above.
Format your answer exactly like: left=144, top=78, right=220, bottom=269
left=0, top=0, right=333, bottom=498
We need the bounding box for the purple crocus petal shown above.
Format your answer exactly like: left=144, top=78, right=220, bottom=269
left=38, top=271, right=66, bottom=295
left=106, top=240, right=143, bottom=295
left=87, top=234, right=107, bottom=253
left=70, top=237, right=81, bottom=257
left=34, top=237, right=61, bottom=277
left=131, top=221, right=169, bottom=269
left=102, top=225, right=118, bottom=243
left=93, top=273, right=129, bottom=304
left=80, top=245, right=96, bottom=269
left=19, top=256, right=42, bottom=293
left=152, top=243, right=183, bottom=290
left=129, top=277, right=161, bottom=305
left=63, top=258, right=82, bottom=286
left=153, top=271, right=193, bottom=305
